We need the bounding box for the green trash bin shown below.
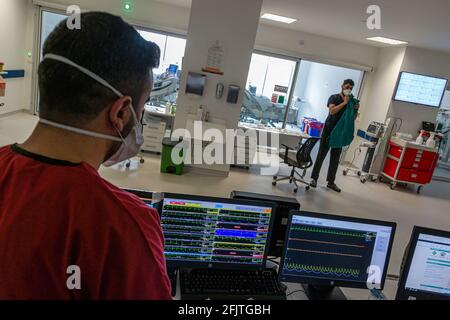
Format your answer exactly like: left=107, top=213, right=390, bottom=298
left=160, top=138, right=185, bottom=175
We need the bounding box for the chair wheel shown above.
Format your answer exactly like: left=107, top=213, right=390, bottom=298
left=126, top=163, right=131, bottom=168
left=272, top=182, right=277, bottom=186
left=140, top=159, right=145, bottom=164
left=294, top=188, right=298, bottom=193
left=343, top=170, right=348, bottom=176
left=360, top=178, right=367, bottom=184
left=273, top=176, right=278, bottom=180
left=357, top=171, right=362, bottom=177
left=306, top=186, right=311, bottom=191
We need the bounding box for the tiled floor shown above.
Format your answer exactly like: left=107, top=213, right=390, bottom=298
left=2, top=112, right=450, bottom=300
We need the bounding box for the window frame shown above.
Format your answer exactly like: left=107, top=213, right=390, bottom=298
left=33, top=7, right=69, bottom=115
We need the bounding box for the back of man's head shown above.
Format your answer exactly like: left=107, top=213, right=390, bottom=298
left=38, top=12, right=160, bottom=126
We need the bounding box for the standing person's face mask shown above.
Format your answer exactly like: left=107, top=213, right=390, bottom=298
left=39, top=54, right=144, bottom=167
left=343, top=89, right=353, bottom=96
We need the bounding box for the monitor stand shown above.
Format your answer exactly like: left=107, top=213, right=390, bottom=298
left=302, top=284, right=347, bottom=300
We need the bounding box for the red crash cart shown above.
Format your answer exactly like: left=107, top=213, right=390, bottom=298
left=382, top=136, right=439, bottom=194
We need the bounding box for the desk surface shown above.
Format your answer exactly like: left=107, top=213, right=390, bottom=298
left=239, top=124, right=310, bottom=139
left=144, top=106, right=175, bottom=118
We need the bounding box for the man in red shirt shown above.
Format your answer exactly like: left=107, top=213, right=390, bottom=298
left=0, top=12, right=171, bottom=300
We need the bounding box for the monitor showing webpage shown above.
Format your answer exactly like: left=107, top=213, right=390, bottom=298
left=404, top=233, right=450, bottom=297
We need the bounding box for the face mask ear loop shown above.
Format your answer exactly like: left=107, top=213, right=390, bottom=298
left=114, top=126, right=129, bottom=147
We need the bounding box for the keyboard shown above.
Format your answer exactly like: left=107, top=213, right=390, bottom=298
left=180, top=268, right=286, bottom=300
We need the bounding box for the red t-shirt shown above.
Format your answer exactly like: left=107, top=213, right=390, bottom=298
left=0, top=144, right=172, bottom=300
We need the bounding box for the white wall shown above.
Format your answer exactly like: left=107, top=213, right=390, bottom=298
left=256, top=23, right=378, bottom=71
left=174, top=0, right=262, bottom=130
left=442, top=90, right=450, bottom=109
left=344, top=46, right=406, bottom=164
left=388, top=46, right=450, bottom=135
left=0, top=0, right=33, bottom=115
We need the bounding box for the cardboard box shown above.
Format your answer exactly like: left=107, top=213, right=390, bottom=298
left=0, top=76, right=5, bottom=97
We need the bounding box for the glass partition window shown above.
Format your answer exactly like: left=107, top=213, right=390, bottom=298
left=138, top=30, right=187, bottom=114
left=240, top=55, right=365, bottom=134
left=40, top=11, right=67, bottom=58
left=35, top=11, right=68, bottom=113
left=241, top=53, right=297, bottom=129
left=287, top=61, right=364, bottom=132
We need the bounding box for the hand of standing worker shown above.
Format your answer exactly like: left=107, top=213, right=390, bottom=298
left=343, top=94, right=350, bottom=106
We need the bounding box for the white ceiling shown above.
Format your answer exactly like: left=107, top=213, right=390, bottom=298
left=153, top=0, right=450, bottom=53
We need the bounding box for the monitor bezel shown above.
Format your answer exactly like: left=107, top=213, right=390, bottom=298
left=124, top=189, right=153, bottom=200
left=161, top=192, right=277, bottom=271
left=230, top=191, right=301, bottom=258
left=396, top=226, right=450, bottom=301
left=393, top=71, right=449, bottom=108
left=279, top=210, right=397, bottom=290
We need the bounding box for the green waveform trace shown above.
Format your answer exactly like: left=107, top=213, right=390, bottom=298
left=285, top=263, right=361, bottom=277
left=293, top=226, right=369, bottom=238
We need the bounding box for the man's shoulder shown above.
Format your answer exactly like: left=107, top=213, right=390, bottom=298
left=328, top=94, right=343, bottom=105
left=330, top=93, right=343, bottom=100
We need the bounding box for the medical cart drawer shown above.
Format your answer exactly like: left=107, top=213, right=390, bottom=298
left=388, top=143, right=403, bottom=158
left=401, top=157, right=436, bottom=171
left=402, top=148, right=437, bottom=161
left=383, top=157, right=399, bottom=178
left=397, top=169, right=433, bottom=184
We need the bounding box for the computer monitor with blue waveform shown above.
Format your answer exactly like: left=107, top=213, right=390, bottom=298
left=279, top=211, right=396, bottom=298
left=161, top=193, right=276, bottom=270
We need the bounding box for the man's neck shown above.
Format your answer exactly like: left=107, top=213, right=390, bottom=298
left=20, top=124, right=110, bottom=170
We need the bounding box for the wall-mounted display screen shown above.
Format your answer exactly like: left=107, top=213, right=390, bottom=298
left=394, top=72, right=448, bottom=108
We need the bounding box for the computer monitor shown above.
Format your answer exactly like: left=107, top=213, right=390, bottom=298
left=230, top=191, right=300, bottom=258
left=279, top=211, right=396, bottom=298
left=160, top=193, right=276, bottom=270
left=396, top=227, right=450, bottom=300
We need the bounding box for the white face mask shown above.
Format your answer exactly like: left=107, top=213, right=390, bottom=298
left=343, top=89, right=353, bottom=96
left=40, top=54, right=144, bottom=167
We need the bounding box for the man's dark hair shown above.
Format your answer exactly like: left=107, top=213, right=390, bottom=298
left=343, top=79, right=355, bottom=87
left=39, top=12, right=160, bottom=125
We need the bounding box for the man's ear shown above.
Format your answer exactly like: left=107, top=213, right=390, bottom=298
left=108, top=96, right=133, bottom=132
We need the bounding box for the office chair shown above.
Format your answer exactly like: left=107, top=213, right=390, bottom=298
left=272, top=138, right=320, bottom=193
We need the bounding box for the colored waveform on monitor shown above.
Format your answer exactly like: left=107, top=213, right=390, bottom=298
left=284, top=263, right=361, bottom=278
left=289, top=238, right=365, bottom=248
left=292, top=226, right=374, bottom=239
left=287, top=248, right=363, bottom=258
